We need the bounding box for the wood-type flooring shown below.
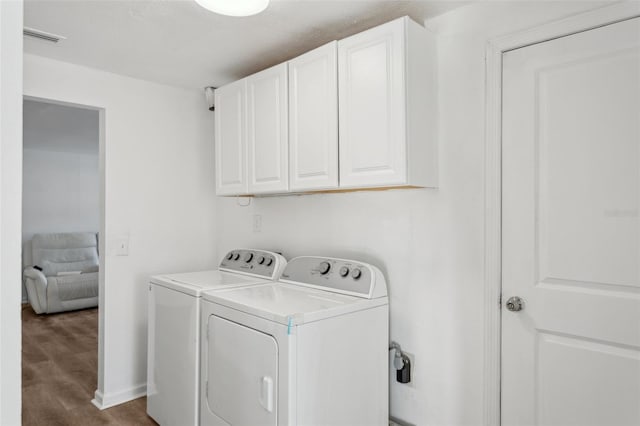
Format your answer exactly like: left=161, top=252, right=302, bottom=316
left=22, top=304, right=157, bottom=425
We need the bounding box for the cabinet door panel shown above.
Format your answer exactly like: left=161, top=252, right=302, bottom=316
left=247, top=63, right=289, bottom=193
left=215, top=80, right=247, bottom=195
left=289, top=41, right=339, bottom=191
left=338, top=19, right=407, bottom=187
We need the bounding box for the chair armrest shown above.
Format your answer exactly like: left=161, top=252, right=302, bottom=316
left=24, top=267, right=46, bottom=282
left=23, top=267, right=47, bottom=314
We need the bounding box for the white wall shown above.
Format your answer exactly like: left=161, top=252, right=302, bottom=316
left=22, top=149, right=99, bottom=251
left=0, top=0, right=23, bottom=424
left=23, top=54, right=217, bottom=408
left=215, top=2, right=609, bottom=425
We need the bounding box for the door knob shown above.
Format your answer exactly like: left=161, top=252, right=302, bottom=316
left=506, top=296, right=524, bottom=312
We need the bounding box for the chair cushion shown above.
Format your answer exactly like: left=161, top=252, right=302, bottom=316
left=42, top=260, right=99, bottom=276
left=32, top=233, right=98, bottom=277
left=49, top=272, right=99, bottom=301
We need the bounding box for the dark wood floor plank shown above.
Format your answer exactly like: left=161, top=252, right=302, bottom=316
left=22, top=304, right=157, bottom=426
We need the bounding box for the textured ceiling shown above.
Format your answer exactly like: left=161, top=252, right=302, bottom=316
left=24, top=0, right=467, bottom=89
left=23, top=99, right=99, bottom=154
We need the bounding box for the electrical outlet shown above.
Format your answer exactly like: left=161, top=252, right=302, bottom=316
left=253, top=214, right=262, bottom=233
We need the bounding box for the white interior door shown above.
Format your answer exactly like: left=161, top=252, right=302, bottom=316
left=206, top=315, right=278, bottom=426
left=502, top=17, right=640, bottom=426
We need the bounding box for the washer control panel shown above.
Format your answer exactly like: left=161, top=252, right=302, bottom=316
left=279, top=256, right=388, bottom=299
left=219, top=249, right=285, bottom=280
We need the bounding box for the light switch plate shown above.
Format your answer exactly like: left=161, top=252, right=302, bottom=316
left=115, top=236, right=129, bottom=256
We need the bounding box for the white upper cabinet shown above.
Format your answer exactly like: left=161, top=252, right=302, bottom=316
left=338, top=17, right=437, bottom=189
left=215, top=79, right=248, bottom=195
left=288, top=41, right=339, bottom=191
left=214, top=16, right=437, bottom=196
left=246, top=63, right=289, bottom=194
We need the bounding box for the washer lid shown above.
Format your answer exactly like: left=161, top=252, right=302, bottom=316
left=150, top=270, right=271, bottom=297
left=202, top=282, right=388, bottom=325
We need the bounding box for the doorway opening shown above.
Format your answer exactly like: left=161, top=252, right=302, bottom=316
left=21, top=96, right=106, bottom=424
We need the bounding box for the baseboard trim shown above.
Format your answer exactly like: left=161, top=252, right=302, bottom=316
left=390, top=417, right=415, bottom=426
left=92, top=383, right=146, bottom=410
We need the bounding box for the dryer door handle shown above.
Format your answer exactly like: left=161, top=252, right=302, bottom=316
left=260, top=376, right=274, bottom=412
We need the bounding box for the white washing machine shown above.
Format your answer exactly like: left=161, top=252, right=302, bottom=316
left=147, top=249, right=286, bottom=426
left=199, top=256, right=389, bottom=426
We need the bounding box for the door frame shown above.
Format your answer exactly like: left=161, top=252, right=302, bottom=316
left=482, top=2, right=640, bottom=424
left=0, top=1, right=23, bottom=423
left=22, top=95, right=108, bottom=410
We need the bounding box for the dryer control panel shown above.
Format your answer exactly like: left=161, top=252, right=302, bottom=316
left=219, top=249, right=286, bottom=280
left=279, top=256, right=388, bottom=299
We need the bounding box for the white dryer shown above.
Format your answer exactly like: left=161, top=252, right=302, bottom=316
left=200, top=256, right=389, bottom=426
left=147, top=249, right=286, bottom=426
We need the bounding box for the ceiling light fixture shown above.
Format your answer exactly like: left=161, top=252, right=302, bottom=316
left=194, top=0, right=269, bottom=17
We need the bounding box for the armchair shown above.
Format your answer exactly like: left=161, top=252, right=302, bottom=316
left=23, top=232, right=99, bottom=314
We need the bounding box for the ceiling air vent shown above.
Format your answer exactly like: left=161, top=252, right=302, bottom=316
left=23, top=27, right=66, bottom=43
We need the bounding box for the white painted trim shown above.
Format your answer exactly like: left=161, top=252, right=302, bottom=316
left=91, top=383, right=147, bottom=410
left=0, top=1, right=23, bottom=424
left=483, top=37, right=502, bottom=426
left=91, top=390, right=105, bottom=409
left=483, top=2, right=640, bottom=424
left=23, top=95, right=108, bottom=407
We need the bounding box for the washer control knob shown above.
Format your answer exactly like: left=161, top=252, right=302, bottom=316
left=351, top=268, right=362, bottom=280
left=226, top=252, right=234, bottom=260
left=257, top=255, right=266, bottom=265
left=339, top=266, right=350, bottom=277
left=266, top=257, right=274, bottom=267
left=319, top=261, right=331, bottom=275
left=244, top=253, right=254, bottom=263
left=233, top=253, right=240, bottom=261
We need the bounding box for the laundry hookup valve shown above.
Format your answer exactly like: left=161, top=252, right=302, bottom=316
left=389, top=341, right=411, bottom=384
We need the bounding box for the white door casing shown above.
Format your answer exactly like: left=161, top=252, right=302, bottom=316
left=502, top=17, right=640, bottom=426
left=288, top=41, right=339, bottom=191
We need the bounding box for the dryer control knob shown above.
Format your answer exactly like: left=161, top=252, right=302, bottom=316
left=319, top=261, right=331, bottom=275
left=244, top=253, right=254, bottom=263
left=266, top=257, right=274, bottom=267
left=233, top=253, right=240, bottom=261
left=339, top=266, right=350, bottom=277
left=257, top=256, right=266, bottom=265
left=351, top=268, right=362, bottom=280
left=226, top=252, right=234, bottom=260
